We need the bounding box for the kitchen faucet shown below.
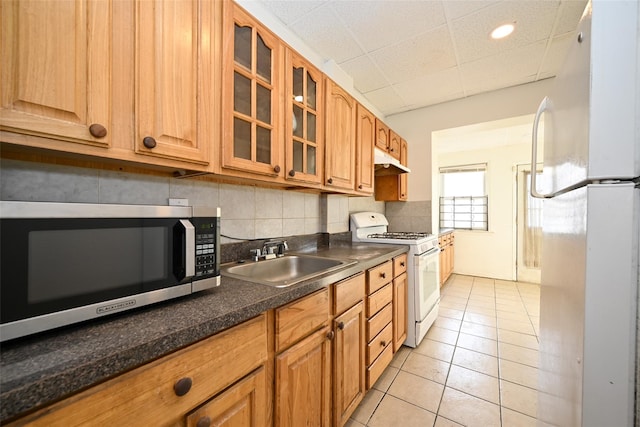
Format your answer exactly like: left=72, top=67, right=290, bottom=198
left=250, top=240, right=288, bottom=261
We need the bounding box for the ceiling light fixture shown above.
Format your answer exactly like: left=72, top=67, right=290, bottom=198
left=491, top=23, right=515, bottom=39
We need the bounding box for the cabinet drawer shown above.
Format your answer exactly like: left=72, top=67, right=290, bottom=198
left=366, top=261, right=393, bottom=294
left=393, top=254, right=407, bottom=277
left=366, top=342, right=393, bottom=389
left=333, top=273, right=365, bottom=315
left=12, top=315, right=268, bottom=426
left=366, top=303, right=392, bottom=341
left=366, top=322, right=393, bottom=366
left=276, top=288, right=330, bottom=352
left=366, top=283, right=392, bottom=317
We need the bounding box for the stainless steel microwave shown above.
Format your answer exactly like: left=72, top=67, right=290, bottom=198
left=0, top=201, right=221, bottom=342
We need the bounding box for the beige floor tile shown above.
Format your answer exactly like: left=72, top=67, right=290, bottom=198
left=345, top=419, right=366, bottom=427
left=497, top=318, right=536, bottom=335
left=473, top=277, right=495, bottom=285
left=498, top=329, right=539, bottom=350
left=446, top=365, right=499, bottom=404
left=434, top=416, right=464, bottom=427
left=438, top=307, right=465, bottom=321
left=501, top=408, right=537, bottom=427
left=350, top=388, right=384, bottom=425
left=387, top=370, right=444, bottom=413
left=498, top=342, right=539, bottom=368
left=413, top=338, right=455, bottom=363
left=441, top=288, right=471, bottom=299
left=372, top=366, right=399, bottom=393
left=500, top=379, right=537, bottom=418
left=452, top=347, right=499, bottom=377
left=468, top=293, right=495, bottom=303
left=460, top=321, right=498, bottom=340
left=389, top=345, right=411, bottom=368
left=440, top=294, right=468, bottom=306
left=496, top=301, right=528, bottom=314
left=425, top=326, right=459, bottom=346
left=402, top=352, right=451, bottom=384
left=496, top=309, right=531, bottom=323
left=463, top=312, right=497, bottom=327
left=499, top=359, right=539, bottom=389
left=439, top=300, right=467, bottom=312
left=457, top=332, right=498, bottom=357
left=433, top=316, right=462, bottom=332
left=438, top=387, right=501, bottom=427
left=494, top=292, right=521, bottom=302
left=367, top=394, right=437, bottom=427
left=465, top=305, right=497, bottom=318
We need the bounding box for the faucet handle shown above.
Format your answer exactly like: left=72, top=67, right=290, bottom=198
left=249, top=248, right=261, bottom=262
left=276, top=240, right=288, bottom=257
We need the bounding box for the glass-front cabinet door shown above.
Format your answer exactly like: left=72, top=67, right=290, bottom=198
left=285, top=50, right=324, bottom=185
left=222, top=3, right=282, bottom=177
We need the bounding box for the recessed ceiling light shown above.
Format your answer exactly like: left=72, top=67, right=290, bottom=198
left=491, top=23, right=515, bottom=39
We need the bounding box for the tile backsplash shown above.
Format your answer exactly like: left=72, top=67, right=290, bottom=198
left=385, top=200, right=432, bottom=233
left=0, top=159, right=385, bottom=242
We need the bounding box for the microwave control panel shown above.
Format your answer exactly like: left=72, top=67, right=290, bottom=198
left=193, top=217, right=220, bottom=278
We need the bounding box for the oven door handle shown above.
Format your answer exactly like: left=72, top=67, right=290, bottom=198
left=420, top=247, right=441, bottom=257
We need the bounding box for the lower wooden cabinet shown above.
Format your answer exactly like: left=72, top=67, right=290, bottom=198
left=439, top=232, right=455, bottom=286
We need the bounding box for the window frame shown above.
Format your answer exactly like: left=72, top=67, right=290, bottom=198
left=439, top=163, right=489, bottom=231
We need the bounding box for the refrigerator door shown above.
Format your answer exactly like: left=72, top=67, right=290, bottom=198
left=534, top=1, right=639, bottom=197
left=538, top=183, right=639, bottom=426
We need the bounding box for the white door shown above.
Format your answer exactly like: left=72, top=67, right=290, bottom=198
left=516, top=164, right=542, bottom=283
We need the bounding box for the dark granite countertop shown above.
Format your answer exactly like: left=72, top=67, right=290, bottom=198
left=0, top=242, right=407, bottom=423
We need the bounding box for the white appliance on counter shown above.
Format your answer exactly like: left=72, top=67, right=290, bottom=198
left=350, top=212, right=440, bottom=348
left=531, top=1, right=640, bottom=425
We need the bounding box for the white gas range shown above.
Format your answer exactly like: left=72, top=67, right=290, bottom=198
left=350, top=212, right=440, bottom=348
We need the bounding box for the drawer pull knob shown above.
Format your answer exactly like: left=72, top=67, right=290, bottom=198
left=380, top=272, right=386, bottom=279
left=173, top=377, right=192, bottom=396
left=327, top=330, right=335, bottom=340
left=337, top=321, right=345, bottom=330
left=89, top=123, right=107, bottom=138
left=142, top=136, right=157, bottom=149
left=289, top=169, right=296, bottom=177
left=274, top=165, right=281, bottom=173
left=400, top=262, right=405, bottom=267
left=327, top=177, right=333, bottom=185
left=196, top=416, right=211, bottom=427
left=380, top=340, right=387, bottom=347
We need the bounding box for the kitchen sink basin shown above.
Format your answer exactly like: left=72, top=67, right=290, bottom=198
left=220, top=254, right=356, bottom=288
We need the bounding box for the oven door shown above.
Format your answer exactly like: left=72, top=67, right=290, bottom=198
left=414, top=246, right=440, bottom=342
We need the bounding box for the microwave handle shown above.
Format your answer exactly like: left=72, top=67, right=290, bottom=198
left=175, top=219, right=195, bottom=280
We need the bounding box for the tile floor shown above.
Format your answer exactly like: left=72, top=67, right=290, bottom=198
left=347, top=274, right=541, bottom=427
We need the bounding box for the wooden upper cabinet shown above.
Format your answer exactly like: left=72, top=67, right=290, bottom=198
left=388, top=129, right=402, bottom=161
left=135, top=0, right=213, bottom=165
left=374, top=138, right=408, bottom=201
left=325, top=78, right=356, bottom=191
left=399, top=138, right=408, bottom=200
left=0, top=0, right=111, bottom=148
left=222, top=2, right=282, bottom=177
left=356, top=104, right=375, bottom=195
left=284, top=49, right=324, bottom=185
left=374, top=119, right=389, bottom=152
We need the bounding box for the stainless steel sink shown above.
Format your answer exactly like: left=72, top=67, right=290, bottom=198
left=220, top=254, right=356, bottom=288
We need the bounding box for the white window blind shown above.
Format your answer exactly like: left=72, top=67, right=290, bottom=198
left=439, top=164, right=488, bottom=231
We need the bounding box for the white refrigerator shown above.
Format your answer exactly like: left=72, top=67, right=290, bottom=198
left=532, top=1, right=640, bottom=426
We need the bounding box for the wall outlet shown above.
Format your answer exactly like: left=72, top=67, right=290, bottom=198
left=168, top=198, right=189, bottom=207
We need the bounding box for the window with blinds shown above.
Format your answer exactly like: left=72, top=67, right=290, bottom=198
left=439, top=164, right=488, bottom=231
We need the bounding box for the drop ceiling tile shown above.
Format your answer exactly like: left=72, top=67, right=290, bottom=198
left=452, top=1, right=560, bottom=64
left=258, top=0, right=327, bottom=25
left=554, top=0, right=589, bottom=35
left=369, top=25, right=456, bottom=84
left=460, top=40, right=547, bottom=95
left=339, top=55, right=388, bottom=93
left=393, top=67, right=464, bottom=108
left=538, top=32, right=575, bottom=79
left=329, top=1, right=446, bottom=53
left=363, top=86, right=406, bottom=116
left=443, top=1, right=501, bottom=21
left=289, top=4, right=363, bottom=63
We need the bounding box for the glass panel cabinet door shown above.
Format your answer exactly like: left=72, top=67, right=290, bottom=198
left=284, top=49, right=324, bottom=184
left=222, top=3, right=281, bottom=176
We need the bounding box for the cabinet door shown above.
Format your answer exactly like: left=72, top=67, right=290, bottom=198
left=275, top=326, right=332, bottom=427
left=388, top=129, right=401, bottom=161
left=285, top=49, right=324, bottom=184
left=222, top=3, right=282, bottom=177
left=186, top=367, right=267, bottom=427
left=392, top=272, right=408, bottom=352
left=334, top=302, right=365, bottom=427
left=324, top=78, right=356, bottom=191
left=1, top=0, right=111, bottom=147
left=399, top=138, right=408, bottom=200
left=136, top=0, right=213, bottom=165
left=355, top=104, right=375, bottom=195
left=374, top=119, right=389, bottom=152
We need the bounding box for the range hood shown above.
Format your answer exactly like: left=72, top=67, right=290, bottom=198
left=374, top=148, right=410, bottom=175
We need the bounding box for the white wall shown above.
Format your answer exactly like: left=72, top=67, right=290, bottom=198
left=437, top=143, right=534, bottom=281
